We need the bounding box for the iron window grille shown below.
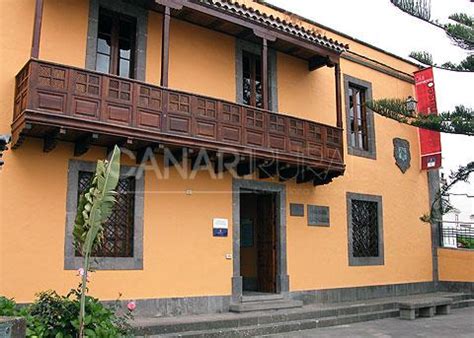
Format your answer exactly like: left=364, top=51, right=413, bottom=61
left=76, top=171, right=135, bottom=257
left=351, top=200, right=379, bottom=257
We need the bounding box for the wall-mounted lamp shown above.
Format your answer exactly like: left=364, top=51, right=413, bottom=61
left=406, top=96, right=418, bottom=113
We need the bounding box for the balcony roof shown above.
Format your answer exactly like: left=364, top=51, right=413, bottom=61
left=194, top=0, right=349, bottom=53
left=151, top=0, right=349, bottom=65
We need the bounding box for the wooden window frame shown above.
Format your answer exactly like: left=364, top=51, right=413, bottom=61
left=97, top=8, right=137, bottom=79
left=343, top=75, right=376, bottom=160
left=242, top=50, right=263, bottom=108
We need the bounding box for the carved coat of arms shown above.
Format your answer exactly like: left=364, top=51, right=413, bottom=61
left=393, top=138, right=411, bottom=173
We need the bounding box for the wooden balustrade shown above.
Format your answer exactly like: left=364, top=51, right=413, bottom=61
left=11, top=59, right=344, bottom=177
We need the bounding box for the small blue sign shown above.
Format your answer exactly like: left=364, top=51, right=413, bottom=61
left=213, top=228, right=228, bottom=237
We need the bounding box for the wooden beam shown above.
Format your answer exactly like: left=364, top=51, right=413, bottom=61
left=296, top=167, right=315, bottom=184
left=278, top=166, right=297, bottom=182
left=262, top=38, right=269, bottom=111
left=43, top=128, right=65, bottom=153
left=161, top=6, right=171, bottom=87
left=136, top=145, right=156, bottom=164
left=74, top=133, right=98, bottom=157
left=164, top=148, right=186, bottom=167
left=308, top=55, right=329, bottom=71
left=31, top=0, right=44, bottom=58
left=257, top=161, right=276, bottom=179
left=236, top=161, right=255, bottom=177
left=335, top=62, right=343, bottom=129
left=155, top=0, right=184, bottom=10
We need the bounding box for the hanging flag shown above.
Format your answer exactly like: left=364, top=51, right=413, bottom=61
left=414, top=67, right=442, bottom=170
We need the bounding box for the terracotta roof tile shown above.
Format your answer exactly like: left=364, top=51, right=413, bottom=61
left=194, top=0, right=349, bottom=53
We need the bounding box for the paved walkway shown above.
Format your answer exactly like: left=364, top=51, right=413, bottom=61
left=264, top=307, right=474, bottom=337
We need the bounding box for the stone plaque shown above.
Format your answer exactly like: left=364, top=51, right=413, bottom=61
left=308, top=205, right=330, bottom=226
left=290, top=203, right=304, bottom=217
left=393, top=138, right=411, bottom=173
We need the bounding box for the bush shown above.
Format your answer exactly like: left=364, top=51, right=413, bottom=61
left=0, top=289, right=132, bottom=337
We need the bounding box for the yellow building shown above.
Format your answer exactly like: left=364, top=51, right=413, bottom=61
left=0, top=0, right=472, bottom=318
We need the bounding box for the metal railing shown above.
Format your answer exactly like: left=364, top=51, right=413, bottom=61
left=440, top=223, right=474, bottom=249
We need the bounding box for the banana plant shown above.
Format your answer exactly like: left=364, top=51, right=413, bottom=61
left=73, top=145, right=121, bottom=337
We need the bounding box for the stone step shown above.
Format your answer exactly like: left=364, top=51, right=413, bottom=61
left=241, top=293, right=284, bottom=303
left=132, top=292, right=474, bottom=336
left=134, top=301, right=394, bottom=335
left=169, top=309, right=399, bottom=337
left=229, top=299, right=303, bottom=313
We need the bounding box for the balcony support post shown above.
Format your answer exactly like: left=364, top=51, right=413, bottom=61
left=335, top=62, right=343, bottom=129
left=31, top=0, right=44, bottom=58
left=161, top=6, right=171, bottom=87
left=262, top=38, right=269, bottom=110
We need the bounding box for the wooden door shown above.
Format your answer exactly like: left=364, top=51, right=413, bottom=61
left=257, top=193, right=277, bottom=293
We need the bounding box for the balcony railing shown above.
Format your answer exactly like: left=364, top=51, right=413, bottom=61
left=12, top=59, right=345, bottom=180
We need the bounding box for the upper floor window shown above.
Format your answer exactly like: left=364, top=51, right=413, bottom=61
left=343, top=75, right=376, bottom=159
left=96, top=8, right=136, bottom=78
left=242, top=51, right=263, bottom=108
left=348, top=85, right=368, bottom=151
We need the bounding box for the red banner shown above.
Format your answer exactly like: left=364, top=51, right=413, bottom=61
left=414, top=67, right=442, bottom=170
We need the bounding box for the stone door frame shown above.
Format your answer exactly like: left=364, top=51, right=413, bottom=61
left=231, top=179, right=289, bottom=302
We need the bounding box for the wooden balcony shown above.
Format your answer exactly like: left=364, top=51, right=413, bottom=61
left=11, top=59, right=344, bottom=184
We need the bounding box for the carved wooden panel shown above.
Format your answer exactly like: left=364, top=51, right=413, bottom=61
left=308, top=123, right=322, bottom=142
left=74, top=71, right=100, bottom=97
left=307, top=142, right=323, bottom=158
left=289, top=119, right=304, bottom=138
left=220, top=124, right=241, bottom=143
left=14, top=64, right=30, bottom=119
left=289, top=138, right=305, bottom=154
left=37, top=91, right=65, bottom=113
left=106, top=104, right=132, bottom=125
left=268, top=134, right=286, bottom=151
left=137, top=109, right=162, bottom=129
left=168, top=92, right=190, bottom=113
left=108, top=79, right=132, bottom=102
left=269, top=114, right=286, bottom=134
left=245, top=129, right=265, bottom=147
left=194, top=119, right=217, bottom=139
left=72, top=97, right=100, bottom=119
left=221, top=103, right=241, bottom=125
left=245, top=109, right=264, bottom=129
left=168, top=114, right=191, bottom=134
left=37, top=64, right=67, bottom=90
left=196, top=98, right=217, bottom=119
left=138, top=86, right=162, bottom=111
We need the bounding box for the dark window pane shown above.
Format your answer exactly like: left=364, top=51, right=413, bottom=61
left=119, top=20, right=135, bottom=39
left=98, top=12, right=113, bottom=34
left=351, top=200, right=379, bottom=258
left=96, top=53, right=110, bottom=73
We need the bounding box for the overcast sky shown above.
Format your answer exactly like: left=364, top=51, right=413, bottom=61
left=266, top=0, right=474, bottom=221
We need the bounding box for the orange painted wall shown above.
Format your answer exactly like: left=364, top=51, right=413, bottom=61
left=0, top=0, right=435, bottom=302
left=438, top=248, right=474, bottom=282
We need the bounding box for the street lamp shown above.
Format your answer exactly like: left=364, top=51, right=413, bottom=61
left=406, top=96, right=418, bottom=114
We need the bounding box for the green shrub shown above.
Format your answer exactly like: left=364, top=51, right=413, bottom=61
left=0, top=289, right=132, bottom=337
left=457, top=236, right=474, bottom=249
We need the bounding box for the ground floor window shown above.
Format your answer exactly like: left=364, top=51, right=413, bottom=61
left=77, top=171, right=136, bottom=257
left=347, top=192, right=384, bottom=266
left=64, top=160, right=144, bottom=270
